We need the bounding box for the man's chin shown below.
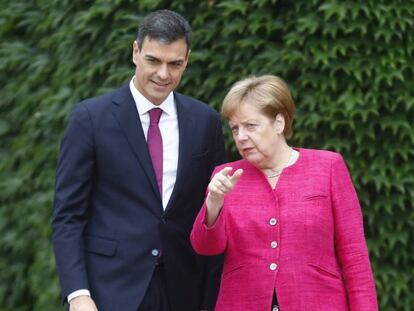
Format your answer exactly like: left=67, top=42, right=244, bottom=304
left=147, top=92, right=169, bottom=105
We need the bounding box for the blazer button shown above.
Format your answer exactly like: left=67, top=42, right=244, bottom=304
left=271, top=241, right=278, bottom=248
left=270, top=263, right=278, bottom=271
left=269, top=218, right=277, bottom=226
left=151, top=249, right=159, bottom=257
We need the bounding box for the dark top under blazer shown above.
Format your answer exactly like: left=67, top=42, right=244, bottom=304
left=52, top=84, right=225, bottom=311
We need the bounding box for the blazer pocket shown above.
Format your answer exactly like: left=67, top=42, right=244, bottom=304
left=303, top=193, right=328, bottom=201
left=84, top=235, right=118, bottom=257
left=308, top=263, right=341, bottom=280
left=222, top=265, right=245, bottom=281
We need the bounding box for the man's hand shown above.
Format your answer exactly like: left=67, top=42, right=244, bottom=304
left=205, top=167, right=243, bottom=226
left=69, top=295, right=98, bottom=311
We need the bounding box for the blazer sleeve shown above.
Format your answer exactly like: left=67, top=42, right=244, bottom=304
left=210, top=113, right=226, bottom=169
left=191, top=202, right=228, bottom=256
left=197, top=115, right=227, bottom=310
left=51, top=102, right=94, bottom=300
left=331, top=153, right=378, bottom=310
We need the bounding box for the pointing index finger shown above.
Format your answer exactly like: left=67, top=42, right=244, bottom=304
left=229, top=168, right=243, bottom=184
left=220, top=167, right=234, bottom=177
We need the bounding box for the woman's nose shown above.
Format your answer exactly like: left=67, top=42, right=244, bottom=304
left=235, top=128, right=248, bottom=141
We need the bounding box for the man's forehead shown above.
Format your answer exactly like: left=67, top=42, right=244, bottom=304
left=142, top=36, right=187, bottom=49
left=141, top=37, right=188, bottom=60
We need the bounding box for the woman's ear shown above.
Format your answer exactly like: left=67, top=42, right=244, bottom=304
left=274, top=113, right=285, bottom=134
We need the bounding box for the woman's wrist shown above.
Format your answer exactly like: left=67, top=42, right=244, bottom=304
left=205, top=194, right=224, bottom=227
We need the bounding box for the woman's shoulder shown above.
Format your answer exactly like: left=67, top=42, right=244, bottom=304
left=299, top=147, right=343, bottom=162
left=299, top=148, right=344, bottom=167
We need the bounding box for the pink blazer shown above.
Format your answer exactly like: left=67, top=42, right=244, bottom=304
left=191, top=148, right=378, bottom=310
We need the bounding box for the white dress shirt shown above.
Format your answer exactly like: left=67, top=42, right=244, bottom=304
left=67, top=79, right=179, bottom=302
left=129, top=77, right=179, bottom=209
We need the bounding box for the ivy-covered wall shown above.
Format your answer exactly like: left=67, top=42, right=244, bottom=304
left=1, top=1, right=413, bottom=310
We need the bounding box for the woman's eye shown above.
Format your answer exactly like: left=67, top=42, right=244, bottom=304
left=246, top=124, right=257, bottom=130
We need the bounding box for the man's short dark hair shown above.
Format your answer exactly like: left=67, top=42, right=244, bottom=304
left=137, top=10, right=192, bottom=53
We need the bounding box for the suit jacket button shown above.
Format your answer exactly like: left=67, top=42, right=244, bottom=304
left=151, top=249, right=159, bottom=257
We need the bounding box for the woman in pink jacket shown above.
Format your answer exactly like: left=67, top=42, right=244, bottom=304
left=190, top=75, right=378, bottom=310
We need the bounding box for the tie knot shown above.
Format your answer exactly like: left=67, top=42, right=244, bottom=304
left=149, top=108, right=163, bottom=125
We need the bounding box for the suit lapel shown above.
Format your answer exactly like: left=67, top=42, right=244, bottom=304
left=164, top=93, right=195, bottom=214
left=111, top=85, right=161, bottom=202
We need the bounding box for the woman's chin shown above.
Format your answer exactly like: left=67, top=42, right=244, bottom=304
left=243, top=155, right=262, bottom=167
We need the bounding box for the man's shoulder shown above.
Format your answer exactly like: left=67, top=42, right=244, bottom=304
left=77, top=84, right=129, bottom=110
left=174, top=92, right=219, bottom=117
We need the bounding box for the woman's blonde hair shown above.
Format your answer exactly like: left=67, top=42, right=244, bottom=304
left=222, top=75, right=295, bottom=138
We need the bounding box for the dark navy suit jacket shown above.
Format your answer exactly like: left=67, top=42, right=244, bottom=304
left=52, top=84, right=225, bottom=311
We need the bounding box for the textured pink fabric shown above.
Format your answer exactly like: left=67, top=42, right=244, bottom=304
left=191, top=148, right=378, bottom=311
left=147, top=108, right=163, bottom=194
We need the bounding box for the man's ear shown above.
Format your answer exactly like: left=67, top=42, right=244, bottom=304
left=132, top=41, right=140, bottom=65
left=183, top=49, right=191, bottom=68
left=274, top=113, right=285, bottom=134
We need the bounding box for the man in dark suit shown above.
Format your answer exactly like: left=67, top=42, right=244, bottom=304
left=52, top=10, right=225, bottom=311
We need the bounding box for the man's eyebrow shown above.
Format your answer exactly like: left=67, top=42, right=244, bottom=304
left=144, top=54, right=160, bottom=60
left=144, top=55, right=185, bottom=64
left=169, top=59, right=184, bottom=64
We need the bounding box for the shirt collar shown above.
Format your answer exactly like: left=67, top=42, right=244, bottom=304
left=129, top=77, right=175, bottom=116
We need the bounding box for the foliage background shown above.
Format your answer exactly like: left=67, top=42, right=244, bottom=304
left=1, top=0, right=413, bottom=310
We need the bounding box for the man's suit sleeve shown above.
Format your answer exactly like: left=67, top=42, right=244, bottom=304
left=210, top=112, right=226, bottom=169
left=52, top=102, right=94, bottom=300
left=200, top=114, right=226, bottom=310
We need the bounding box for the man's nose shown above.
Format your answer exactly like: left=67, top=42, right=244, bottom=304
left=157, top=64, right=169, bottom=80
